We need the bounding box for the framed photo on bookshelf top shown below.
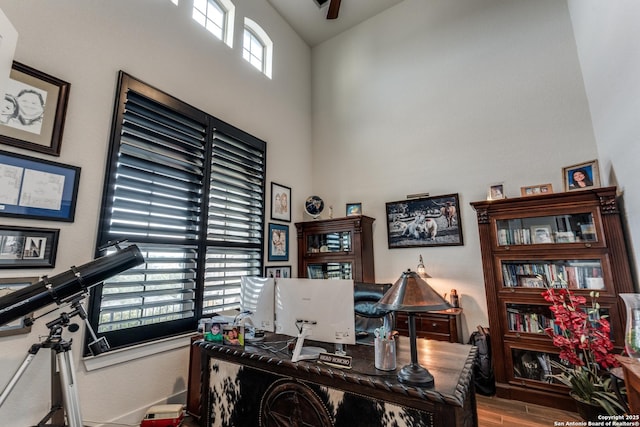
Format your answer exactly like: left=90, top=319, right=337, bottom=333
left=487, top=183, right=505, bottom=200
left=520, top=183, right=553, bottom=197
left=346, top=202, right=362, bottom=216
left=385, top=193, right=463, bottom=248
left=268, top=223, right=289, bottom=261
left=0, top=150, right=80, bottom=221
left=0, top=62, right=71, bottom=156
left=0, top=225, right=59, bottom=268
left=270, top=182, right=291, bottom=222
left=563, top=160, right=600, bottom=192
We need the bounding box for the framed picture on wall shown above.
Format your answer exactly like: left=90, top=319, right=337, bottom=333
left=0, top=62, right=71, bottom=156
left=0, top=149, right=81, bottom=221
left=0, top=225, right=59, bottom=268
left=385, top=193, right=463, bottom=248
left=264, top=265, right=291, bottom=278
left=271, top=182, right=291, bottom=222
left=268, top=223, right=289, bottom=261
left=0, top=277, right=38, bottom=336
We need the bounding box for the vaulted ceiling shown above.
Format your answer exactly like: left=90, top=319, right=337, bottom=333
left=266, top=0, right=405, bottom=46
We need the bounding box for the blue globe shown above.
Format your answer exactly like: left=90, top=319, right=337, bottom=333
left=305, top=196, right=324, bottom=217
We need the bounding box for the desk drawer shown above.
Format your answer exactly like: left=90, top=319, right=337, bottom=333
left=396, top=311, right=462, bottom=343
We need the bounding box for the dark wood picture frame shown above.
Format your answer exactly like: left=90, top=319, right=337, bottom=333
left=268, top=223, right=289, bottom=261
left=270, top=182, right=291, bottom=222
left=0, top=277, right=38, bottom=336
left=0, top=149, right=80, bottom=221
left=0, top=62, right=70, bottom=156
left=386, top=193, right=463, bottom=248
left=0, top=225, right=59, bottom=268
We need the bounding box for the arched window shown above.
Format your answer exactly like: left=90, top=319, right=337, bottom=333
left=243, top=18, right=273, bottom=78
left=192, top=0, right=235, bottom=48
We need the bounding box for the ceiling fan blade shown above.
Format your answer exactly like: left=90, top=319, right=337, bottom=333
left=327, top=0, right=341, bottom=20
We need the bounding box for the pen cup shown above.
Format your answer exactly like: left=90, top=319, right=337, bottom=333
left=374, top=337, right=396, bottom=371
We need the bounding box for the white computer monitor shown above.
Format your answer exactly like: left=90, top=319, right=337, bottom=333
left=274, top=278, right=356, bottom=362
left=240, top=276, right=275, bottom=332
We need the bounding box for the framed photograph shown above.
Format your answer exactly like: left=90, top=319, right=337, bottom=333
left=0, top=225, right=59, bottom=268
left=521, top=183, right=553, bottom=197
left=264, top=265, right=291, bottom=278
left=222, top=324, right=244, bottom=346
left=268, top=223, right=289, bottom=261
left=385, top=193, right=463, bottom=249
left=487, top=183, right=505, bottom=201
left=531, top=225, right=553, bottom=244
left=0, top=62, right=70, bottom=156
left=555, top=231, right=576, bottom=243
left=516, top=274, right=547, bottom=288
left=0, top=277, right=38, bottom=336
left=0, top=149, right=80, bottom=221
left=270, top=182, right=291, bottom=222
left=346, top=202, right=362, bottom=216
left=563, top=160, right=600, bottom=192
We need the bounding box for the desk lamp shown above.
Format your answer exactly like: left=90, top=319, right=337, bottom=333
left=376, top=269, right=451, bottom=387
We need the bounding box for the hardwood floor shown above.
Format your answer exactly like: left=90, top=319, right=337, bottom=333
left=183, top=395, right=584, bottom=426
left=477, top=394, right=583, bottom=426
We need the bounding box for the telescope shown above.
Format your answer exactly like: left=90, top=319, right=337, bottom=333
left=0, top=242, right=144, bottom=427
left=0, top=243, right=144, bottom=327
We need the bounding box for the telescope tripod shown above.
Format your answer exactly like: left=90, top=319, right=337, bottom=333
left=0, top=314, right=85, bottom=426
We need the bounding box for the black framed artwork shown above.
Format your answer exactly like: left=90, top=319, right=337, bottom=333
left=0, top=225, right=59, bottom=268
left=271, top=182, right=291, bottom=222
left=0, top=62, right=71, bottom=156
left=385, top=193, right=464, bottom=248
left=0, top=149, right=80, bottom=221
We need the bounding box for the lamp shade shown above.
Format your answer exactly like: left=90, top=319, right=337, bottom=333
left=377, top=269, right=451, bottom=312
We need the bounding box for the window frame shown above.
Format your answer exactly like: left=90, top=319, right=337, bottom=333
left=86, top=72, right=266, bottom=354
left=243, top=18, right=273, bottom=79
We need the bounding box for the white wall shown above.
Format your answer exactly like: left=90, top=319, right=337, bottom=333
left=0, top=1, right=311, bottom=425
left=311, top=0, right=601, bottom=338
left=568, top=0, right=640, bottom=282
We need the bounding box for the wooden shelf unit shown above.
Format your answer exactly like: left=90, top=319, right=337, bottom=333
left=295, top=215, right=375, bottom=283
left=470, top=186, right=634, bottom=409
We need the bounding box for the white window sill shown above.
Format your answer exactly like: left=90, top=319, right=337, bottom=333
left=82, top=332, right=197, bottom=371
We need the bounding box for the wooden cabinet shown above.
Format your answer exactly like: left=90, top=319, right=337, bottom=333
left=295, top=215, right=375, bottom=283
left=471, top=187, right=634, bottom=409
left=396, top=308, right=463, bottom=343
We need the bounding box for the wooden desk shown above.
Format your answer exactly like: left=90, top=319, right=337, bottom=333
left=615, top=355, right=640, bottom=414
left=195, top=334, right=477, bottom=426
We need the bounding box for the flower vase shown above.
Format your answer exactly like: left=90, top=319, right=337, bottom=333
left=620, top=293, right=640, bottom=359
left=570, top=392, right=607, bottom=421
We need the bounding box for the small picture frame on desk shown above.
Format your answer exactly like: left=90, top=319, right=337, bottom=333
left=223, top=325, right=244, bottom=346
